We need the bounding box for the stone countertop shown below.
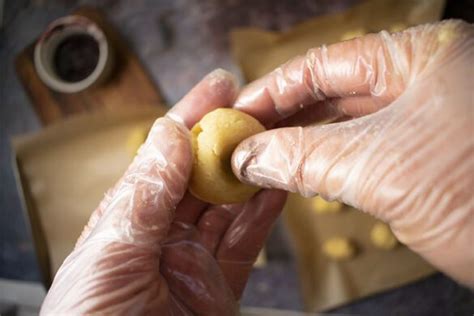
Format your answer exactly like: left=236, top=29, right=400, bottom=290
left=1, top=0, right=473, bottom=313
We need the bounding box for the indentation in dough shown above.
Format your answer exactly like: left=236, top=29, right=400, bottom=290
left=190, top=108, right=265, bottom=204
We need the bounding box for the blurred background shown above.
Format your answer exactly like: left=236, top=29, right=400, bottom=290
left=1, top=0, right=473, bottom=315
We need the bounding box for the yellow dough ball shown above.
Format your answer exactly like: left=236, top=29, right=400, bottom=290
left=371, top=222, right=398, bottom=250
left=190, top=108, right=265, bottom=204
left=126, top=127, right=149, bottom=156
left=323, top=237, right=356, bottom=260
left=311, top=196, right=343, bottom=214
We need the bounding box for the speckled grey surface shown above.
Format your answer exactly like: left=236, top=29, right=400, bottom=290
left=1, top=0, right=473, bottom=314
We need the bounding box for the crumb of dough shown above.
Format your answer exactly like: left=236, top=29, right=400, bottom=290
left=438, top=23, right=459, bottom=45
left=323, top=237, right=356, bottom=260
left=126, top=127, right=149, bottom=156
left=371, top=222, right=398, bottom=250
left=390, top=23, right=407, bottom=33
left=312, top=196, right=343, bottom=214
left=340, top=28, right=366, bottom=41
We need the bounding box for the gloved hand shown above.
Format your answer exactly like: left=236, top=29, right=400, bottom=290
left=232, top=20, right=474, bottom=286
left=40, top=69, right=287, bottom=315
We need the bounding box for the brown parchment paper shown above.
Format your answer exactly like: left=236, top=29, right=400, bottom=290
left=231, top=0, right=444, bottom=312
left=13, top=108, right=164, bottom=285
left=283, top=196, right=434, bottom=311
left=232, top=0, right=445, bottom=82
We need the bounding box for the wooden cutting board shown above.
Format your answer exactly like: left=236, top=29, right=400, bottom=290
left=15, top=6, right=167, bottom=126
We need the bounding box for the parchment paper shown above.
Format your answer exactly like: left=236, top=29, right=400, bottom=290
left=232, top=0, right=445, bottom=82
left=13, top=108, right=163, bottom=285
left=283, top=196, right=434, bottom=311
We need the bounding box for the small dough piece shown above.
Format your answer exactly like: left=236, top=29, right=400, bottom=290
left=323, top=237, right=356, bottom=260
left=371, top=222, right=398, bottom=250
left=312, top=196, right=343, bottom=214
left=389, top=23, right=407, bottom=33
left=190, top=108, right=265, bottom=204
left=126, top=127, right=149, bottom=156
left=340, top=28, right=366, bottom=41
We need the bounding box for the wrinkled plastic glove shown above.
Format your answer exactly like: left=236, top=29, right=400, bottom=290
left=40, top=69, right=287, bottom=315
left=232, top=20, right=474, bottom=286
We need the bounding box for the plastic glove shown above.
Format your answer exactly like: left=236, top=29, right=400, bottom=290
left=40, top=69, right=287, bottom=315
left=232, top=20, right=474, bottom=286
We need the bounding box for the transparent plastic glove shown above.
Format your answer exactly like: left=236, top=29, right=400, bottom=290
left=232, top=20, right=474, bottom=286
left=40, top=69, right=287, bottom=315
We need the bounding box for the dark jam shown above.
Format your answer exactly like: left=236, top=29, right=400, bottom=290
left=53, top=34, right=100, bottom=82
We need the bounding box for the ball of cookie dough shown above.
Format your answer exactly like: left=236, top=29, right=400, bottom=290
left=323, top=237, right=356, bottom=260
left=312, top=196, right=343, bottom=214
left=190, top=108, right=265, bottom=204
left=371, top=222, right=398, bottom=250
